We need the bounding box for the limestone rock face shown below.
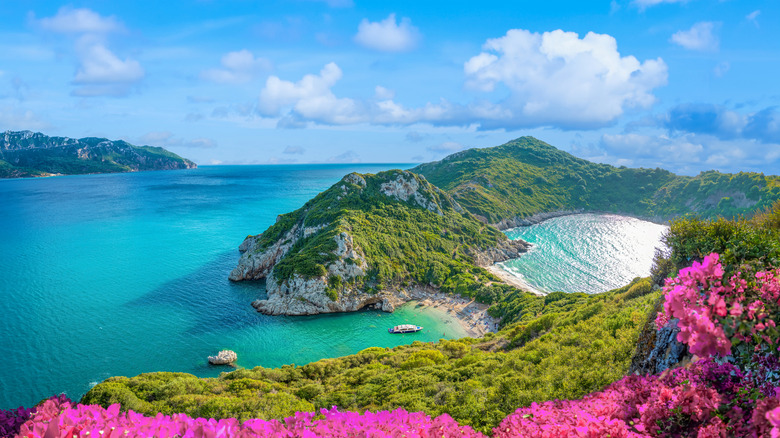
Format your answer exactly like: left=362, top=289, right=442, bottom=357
left=379, top=170, right=464, bottom=215
left=228, top=223, right=325, bottom=281
left=250, top=230, right=373, bottom=315
left=208, top=350, right=237, bottom=365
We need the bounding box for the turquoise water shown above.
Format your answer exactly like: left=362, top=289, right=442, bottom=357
left=0, top=165, right=469, bottom=409
left=501, top=214, right=668, bottom=294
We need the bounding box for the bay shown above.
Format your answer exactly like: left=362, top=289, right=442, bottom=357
left=0, top=165, right=467, bottom=409
left=500, top=214, right=668, bottom=294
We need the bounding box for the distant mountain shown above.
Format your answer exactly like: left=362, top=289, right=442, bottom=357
left=412, top=136, right=780, bottom=226
left=0, top=131, right=196, bottom=178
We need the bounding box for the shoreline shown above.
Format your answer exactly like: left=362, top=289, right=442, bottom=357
left=403, top=292, right=498, bottom=338
left=486, top=263, right=546, bottom=296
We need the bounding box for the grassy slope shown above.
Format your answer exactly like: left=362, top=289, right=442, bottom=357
left=412, top=137, right=780, bottom=223
left=82, top=279, right=659, bottom=433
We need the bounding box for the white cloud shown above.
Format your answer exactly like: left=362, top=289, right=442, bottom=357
left=354, top=14, right=420, bottom=52
left=670, top=22, right=719, bottom=51
left=463, top=29, right=668, bottom=129
left=374, top=86, right=395, bottom=100
left=632, top=0, right=688, bottom=10
left=258, top=62, right=363, bottom=124
left=72, top=41, right=144, bottom=85
left=746, top=10, right=761, bottom=27
left=599, top=131, right=780, bottom=174
left=36, top=8, right=143, bottom=97
left=201, top=50, right=272, bottom=84
left=36, top=7, right=124, bottom=34
left=255, top=29, right=665, bottom=131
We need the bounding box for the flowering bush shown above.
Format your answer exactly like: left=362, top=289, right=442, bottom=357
left=495, top=358, right=780, bottom=437
left=16, top=398, right=486, bottom=438
left=655, top=253, right=780, bottom=358
left=1, top=395, right=69, bottom=438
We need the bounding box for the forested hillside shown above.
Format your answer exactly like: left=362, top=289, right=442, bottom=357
left=412, top=137, right=780, bottom=225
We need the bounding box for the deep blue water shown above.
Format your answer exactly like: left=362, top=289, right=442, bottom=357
left=0, top=165, right=468, bottom=409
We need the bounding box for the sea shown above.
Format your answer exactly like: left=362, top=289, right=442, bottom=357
left=0, top=166, right=666, bottom=409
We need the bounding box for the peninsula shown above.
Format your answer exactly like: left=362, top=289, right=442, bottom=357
left=0, top=130, right=196, bottom=178
left=230, top=136, right=780, bottom=317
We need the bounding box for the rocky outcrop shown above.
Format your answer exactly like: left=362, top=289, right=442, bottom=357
left=380, top=171, right=464, bottom=215
left=251, top=231, right=373, bottom=315
left=629, top=298, right=690, bottom=375
left=491, top=210, right=584, bottom=231
left=228, top=223, right=326, bottom=281
left=471, top=238, right=530, bottom=267
left=208, top=350, right=237, bottom=365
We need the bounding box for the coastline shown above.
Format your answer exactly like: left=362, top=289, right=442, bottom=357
left=486, top=263, right=546, bottom=296
left=404, top=293, right=499, bottom=338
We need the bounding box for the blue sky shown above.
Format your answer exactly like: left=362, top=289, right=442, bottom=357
left=1, top=0, right=778, bottom=174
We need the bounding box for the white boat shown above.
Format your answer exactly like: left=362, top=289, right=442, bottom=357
left=388, top=324, right=423, bottom=334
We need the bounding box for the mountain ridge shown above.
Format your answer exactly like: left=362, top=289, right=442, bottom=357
left=0, top=130, right=196, bottom=178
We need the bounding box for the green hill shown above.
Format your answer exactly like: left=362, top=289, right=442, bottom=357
left=0, top=130, right=196, bottom=178
left=229, top=170, right=526, bottom=315
left=412, top=137, right=780, bottom=226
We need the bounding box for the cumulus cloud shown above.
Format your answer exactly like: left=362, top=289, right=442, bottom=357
left=256, top=29, right=666, bottom=131
left=464, top=29, right=668, bottom=129
left=201, top=50, right=272, bottom=84
left=36, top=8, right=143, bottom=97
left=670, top=22, right=719, bottom=51
left=354, top=14, right=420, bottom=52
left=72, top=41, right=144, bottom=84
left=258, top=62, right=363, bottom=124
left=36, top=6, right=124, bottom=34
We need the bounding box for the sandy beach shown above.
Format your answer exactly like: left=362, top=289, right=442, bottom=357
left=486, top=263, right=545, bottom=296
left=405, top=292, right=498, bottom=338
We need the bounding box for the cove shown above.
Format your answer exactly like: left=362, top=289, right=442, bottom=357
left=500, top=213, right=669, bottom=294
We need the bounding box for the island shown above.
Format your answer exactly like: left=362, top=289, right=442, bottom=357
left=0, top=130, right=196, bottom=178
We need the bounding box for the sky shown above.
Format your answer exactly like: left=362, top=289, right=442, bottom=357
left=0, top=0, right=778, bottom=175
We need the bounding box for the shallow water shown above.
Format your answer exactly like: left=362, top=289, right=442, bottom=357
left=501, top=214, right=668, bottom=294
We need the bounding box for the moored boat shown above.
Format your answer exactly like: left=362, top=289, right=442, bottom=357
left=388, top=324, right=423, bottom=334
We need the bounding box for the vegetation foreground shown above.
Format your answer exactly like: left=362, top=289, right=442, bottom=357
left=5, top=138, right=780, bottom=436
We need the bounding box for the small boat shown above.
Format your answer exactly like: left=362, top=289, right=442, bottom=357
left=388, top=324, right=423, bottom=334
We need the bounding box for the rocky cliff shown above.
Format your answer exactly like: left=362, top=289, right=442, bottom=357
left=230, top=170, right=529, bottom=316
left=0, top=130, right=196, bottom=177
